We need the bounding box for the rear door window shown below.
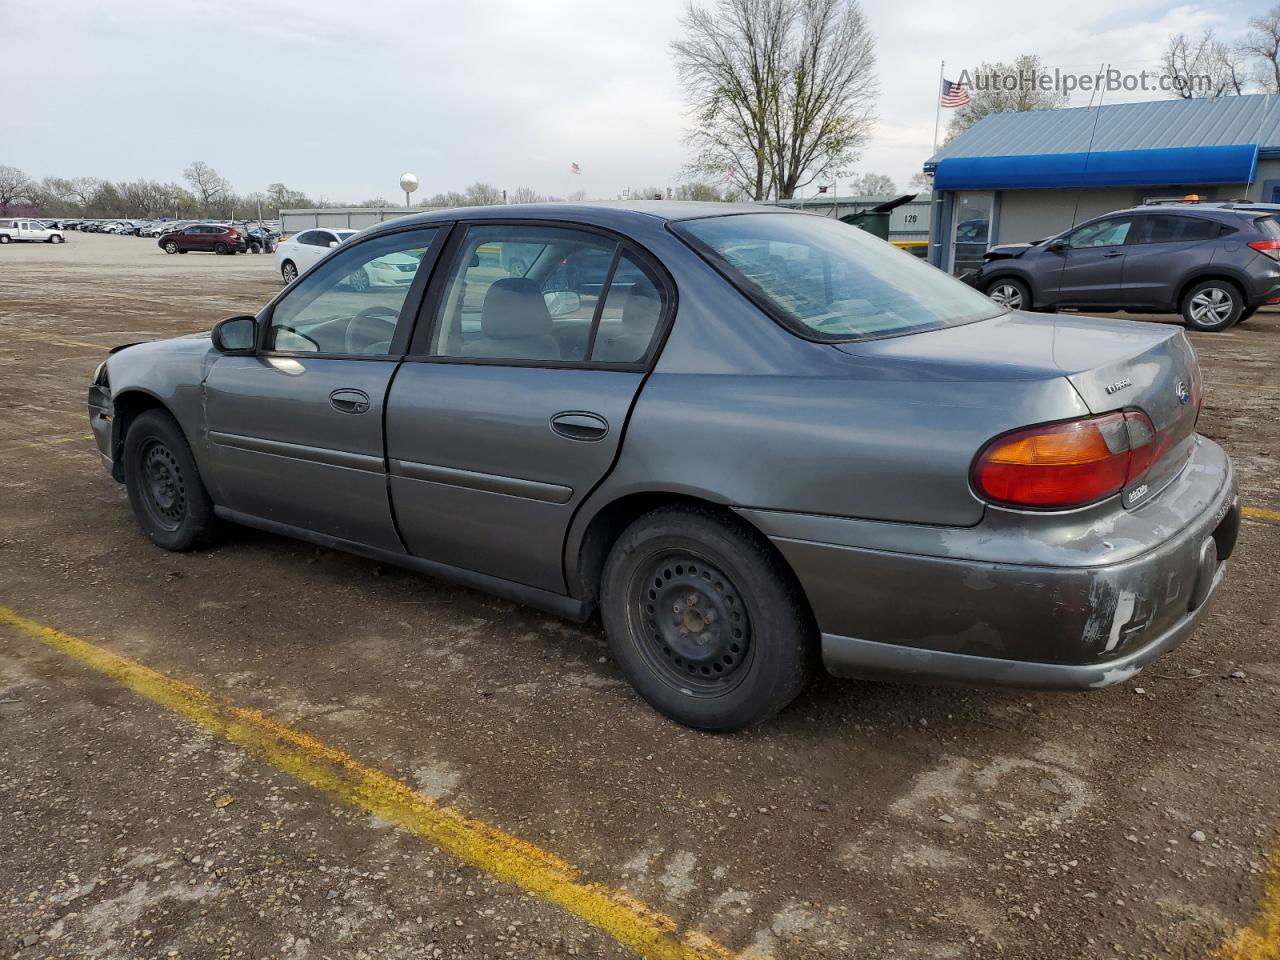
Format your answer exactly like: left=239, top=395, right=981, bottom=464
left=1137, top=215, right=1220, bottom=243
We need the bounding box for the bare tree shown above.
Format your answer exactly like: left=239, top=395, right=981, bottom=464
left=946, top=54, right=1068, bottom=140
left=567, top=190, right=588, bottom=202
left=674, top=0, right=877, bottom=201
left=1162, top=30, right=1246, bottom=98
left=675, top=181, right=729, bottom=201
left=906, top=170, right=932, bottom=192
left=849, top=172, right=895, bottom=194
left=509, top=186, right=546, bottom=204
left=183, top=161, right=231, bottom=210
left=67, top=176, right=101, bottom=208
left=1243, top=5, right=1280, bottom=93
left=0, top=165, right=32, bottom=210
left=464, top=182, right=504, bottom=206
left=266, top=182, right=314, bottom=214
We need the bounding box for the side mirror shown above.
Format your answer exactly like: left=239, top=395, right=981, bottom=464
left=543, top=289, right=582, bottom=318
left=329, top=240, right=339, bottom=248
left=212, top=315, right=257, bottom=353
left=1050, top=238, right=1069, bottom=252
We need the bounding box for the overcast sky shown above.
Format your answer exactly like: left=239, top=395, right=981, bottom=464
left=2, top=0, right=1264, bottom=201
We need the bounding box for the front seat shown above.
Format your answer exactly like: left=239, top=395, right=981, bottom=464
left=593, top=285, right=661, bottom=362
left=462, top=277, right=561, bottom=359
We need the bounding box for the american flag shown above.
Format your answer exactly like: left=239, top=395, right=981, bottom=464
left=570, top=162, right=582, bottom=175
left=940, top=79, right=971, bottom=108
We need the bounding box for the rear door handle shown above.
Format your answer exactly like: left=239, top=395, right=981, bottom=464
left=329, top=388, right=370, bottom=414
left=550, top=411, right=608, bottom=441
left=1103, top=251, right=1124, bottom=258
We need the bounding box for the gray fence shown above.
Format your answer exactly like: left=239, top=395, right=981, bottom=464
left=280, top=207, right=443, bottom=234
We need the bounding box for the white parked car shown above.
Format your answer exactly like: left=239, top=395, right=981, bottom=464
left=275, top=228, right=358, bottom=283
left=0, top=218, right=65, bottom=244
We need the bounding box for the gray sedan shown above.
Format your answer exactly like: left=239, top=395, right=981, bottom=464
left=87, top=203, right=1240, bottom=730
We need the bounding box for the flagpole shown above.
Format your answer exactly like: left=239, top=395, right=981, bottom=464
left=932, top=60, right=945, bottom=156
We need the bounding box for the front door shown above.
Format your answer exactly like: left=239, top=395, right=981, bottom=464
left=386, top=222, right=669, bottom=593
left=203, top=225, right=444, bottom=551
left=1048, top=215, right=1135, bottom=305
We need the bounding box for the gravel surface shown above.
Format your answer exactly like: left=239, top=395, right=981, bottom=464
left=1, top=232, right=1277, bottom=959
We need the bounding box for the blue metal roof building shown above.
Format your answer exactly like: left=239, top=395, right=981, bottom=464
left=924, top=95, right=1280, bottom=273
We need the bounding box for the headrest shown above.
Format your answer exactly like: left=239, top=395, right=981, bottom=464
left=481, top=278, right=553, bottom=339
left=622, top=284, right=662, bottom=330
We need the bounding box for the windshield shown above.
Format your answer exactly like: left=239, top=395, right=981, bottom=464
left=336, top=230, right=357, bottom=242
left=674, top=213, right=1004, bottom=341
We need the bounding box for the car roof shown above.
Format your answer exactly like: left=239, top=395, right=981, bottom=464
left=361, top=200, right=797, bottom=237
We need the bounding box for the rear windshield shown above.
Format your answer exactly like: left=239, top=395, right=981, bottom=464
left=1256, top=216, right=1280, bottom=239
left=673, top=213, right=1003, bottom=341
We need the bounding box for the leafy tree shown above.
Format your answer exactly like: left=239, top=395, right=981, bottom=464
left=674, top=0, right=877, bottom=200
left=675, top=181, right=728, bottom=201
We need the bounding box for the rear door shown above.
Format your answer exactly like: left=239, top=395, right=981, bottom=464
left=202, top=225, right=445, bottom=550
left=1120, top=214, right=1223, bottom=308
left=385, top=222, right=670, bottom=593
left=1049, top=216, right=1135, bottom=305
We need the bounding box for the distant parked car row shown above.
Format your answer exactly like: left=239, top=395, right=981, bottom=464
left=49, top=217, right=282, bottom=254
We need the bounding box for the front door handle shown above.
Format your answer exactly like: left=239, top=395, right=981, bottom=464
left=1102, top=251, right=1124, bottom=258
left=329, top=388, right=370, bottom=414
left=550, top=411, right=609, bottom=441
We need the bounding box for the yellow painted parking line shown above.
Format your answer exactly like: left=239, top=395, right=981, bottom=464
left=1244, top=506, right=1280, bottom=524
left=1213, top=847, right=1280, bottom=959
left=0, top=606, right=743, bottom=960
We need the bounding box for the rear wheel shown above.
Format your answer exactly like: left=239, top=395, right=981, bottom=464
left=123, top=410, right=215, bottom=551
left=163, top=240, right=178, bottom=254
left=1182, top=280, right=1242, bottom=332
left=601, top=506, right=815, bottom=731
left=214, top=242, right=229, bottom=255
left=281, top=260, right=298, bottom=284
left=985, top=277, right=1030, bottom=311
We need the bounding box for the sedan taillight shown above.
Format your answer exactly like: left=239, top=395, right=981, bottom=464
left=973, top=412, right=1160, bottom=509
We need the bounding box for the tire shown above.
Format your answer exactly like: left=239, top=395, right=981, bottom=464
left=122, top=409, right=216, bottom=551
left=49, top=235, right=63, bottom=244
left=178, top=249, right=189, bottom=254
left=348, top=268, right=370, bottom=292
left=1237, top=306, right=1257, bottom=323
left=250, top=242, right=262, bottom=255
left=985, top=277, right=1030, bottom=312
left=164, top=241, right=178, bottom=254
left=214, top=242, right=229, bottom=256
left=1182, top=280, right=1243, bottom=332
left=601, top=506, right=815, bottom=731
left=0, top=235, right=10, bottom=244
left=281, top=260, right=298, bottom=284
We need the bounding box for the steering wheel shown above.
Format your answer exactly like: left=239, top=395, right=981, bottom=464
left=345, top=305, right=400, bottom=354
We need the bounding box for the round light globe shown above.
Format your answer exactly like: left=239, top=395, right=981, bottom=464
left=399, top=173, right=419, bottom=194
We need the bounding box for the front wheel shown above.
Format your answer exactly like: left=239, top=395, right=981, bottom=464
left=1182, top=280, right=1242, bottom=332
left=985, top=277, right=1030, bottom=312
left=122, top=410, right=216, bottom=551
left=49, top=235, right=63, bottom=244
left=0, top=235, right=11, bottom=244
left=601, top=506, right=815, bottom=731
left=164, top=241, right=178, bottom=254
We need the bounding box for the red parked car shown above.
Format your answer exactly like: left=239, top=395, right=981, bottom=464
left=157, top=224, right=240, bottom=255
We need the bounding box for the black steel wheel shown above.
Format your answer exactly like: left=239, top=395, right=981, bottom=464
left=602, top=506, right=815, bottom=731
left=629, top=551, right=753, bottom=696
left=123, top=409, right=215, bottom=551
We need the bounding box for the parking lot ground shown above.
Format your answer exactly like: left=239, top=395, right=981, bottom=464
left=1, top=232, right=1279, bottom=960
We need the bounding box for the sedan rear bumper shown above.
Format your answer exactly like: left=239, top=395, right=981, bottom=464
left=738, top=436, right=1237, bottom=689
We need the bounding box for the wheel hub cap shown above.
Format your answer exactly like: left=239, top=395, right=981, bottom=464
left=1190, top=288, right=1231, bottom=324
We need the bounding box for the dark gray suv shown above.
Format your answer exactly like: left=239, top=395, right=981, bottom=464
left=963, top=203, right=1280, bottom=331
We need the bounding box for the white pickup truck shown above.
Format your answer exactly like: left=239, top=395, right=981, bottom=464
left=0, top=218, right=65, bottom=244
